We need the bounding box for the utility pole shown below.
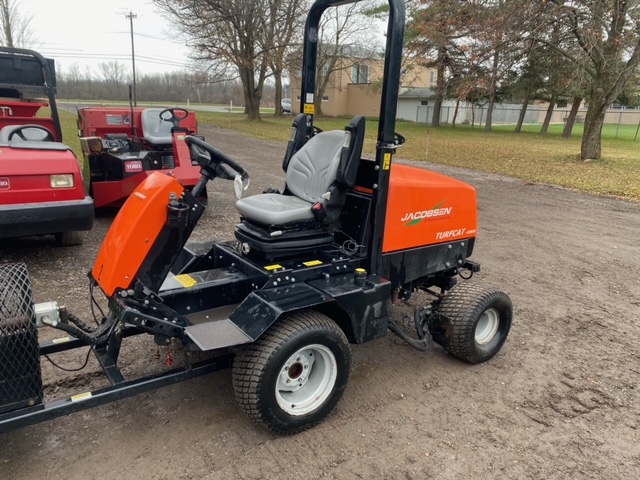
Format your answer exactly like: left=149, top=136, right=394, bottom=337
left=125, top=10, right=137, bottom=106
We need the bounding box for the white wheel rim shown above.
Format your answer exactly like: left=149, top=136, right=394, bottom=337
left=475, top=308, right=500, bottom=345
left=275, top=344, right=337, bottom=416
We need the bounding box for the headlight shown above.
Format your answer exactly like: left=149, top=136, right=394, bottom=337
left=50, top=174, right=74, bottom=188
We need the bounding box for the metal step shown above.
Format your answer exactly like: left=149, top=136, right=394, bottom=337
left=184, top=305, right=252, bottom=351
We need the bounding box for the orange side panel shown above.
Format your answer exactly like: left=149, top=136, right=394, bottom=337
left=383, top=164, right=478, bottom=253
left=92, top=172, right=185, bottom=296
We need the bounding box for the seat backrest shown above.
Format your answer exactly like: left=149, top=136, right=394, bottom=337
left=140, top=108, right=172, bottom=144
left=286, top=130, right=345, bottom=204
left=282, top=113, right=308, bottom=172
left=285, top=115, right=366, bottom=206
left=336, top=115, right=365, bottom=189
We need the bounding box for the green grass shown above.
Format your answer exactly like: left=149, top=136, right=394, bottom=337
left=58, top=110, right=82, bottom=156
left=492, top=122, right=640, bottom=142
left=196, top=111, right=640, bottom=200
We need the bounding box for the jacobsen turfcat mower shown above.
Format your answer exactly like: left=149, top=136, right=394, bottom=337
left=0, top=0, right=512, bottom=434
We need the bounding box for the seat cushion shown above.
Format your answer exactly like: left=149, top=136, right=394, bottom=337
left=236, top=193, right=315, bottom=225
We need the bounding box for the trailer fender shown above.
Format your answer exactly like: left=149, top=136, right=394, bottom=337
left=229, top=283, right=328, bottom=341
left=230, top=274, right=391, bottom=346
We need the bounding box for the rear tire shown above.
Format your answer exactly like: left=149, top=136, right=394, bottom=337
left=55, top=231, right=83, bottom=246
left=429, top=283, right=512, bottom=364
left=232, top=310, right=351, bottom=434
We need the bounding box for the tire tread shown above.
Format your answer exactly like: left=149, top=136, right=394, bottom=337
left=232, top=310, right=350, bottom=434
left=436, top=283, right=512, bottom=364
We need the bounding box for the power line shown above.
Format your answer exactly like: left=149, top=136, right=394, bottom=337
left=37, top=47, right=205, bottom=69
left=39, top=51, right=198, bottom=69
left=108, top=31, right=175, bottom=41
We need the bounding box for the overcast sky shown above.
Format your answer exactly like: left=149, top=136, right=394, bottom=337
left=21, top=0, right=192, bottom=76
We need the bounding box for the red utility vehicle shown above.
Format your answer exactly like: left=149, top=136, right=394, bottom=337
left=0, top=47, right=93, bottom=246
left=77, top=105, right=203, bottom=208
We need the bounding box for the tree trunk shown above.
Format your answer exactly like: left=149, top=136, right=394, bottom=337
left=240, top=70, right=261, bottom=120
left=515, top=91, right=530, bottom=133
left=484, top=52, right=499, bottom=132
left=452, top=98, right=460, bottom=128
left=1, top=0, right=15, bottom=48
left=581, top=92, right=607, bottom=159
left=562, top=96, right=583, bottom=138
left=273, top=72, right=283, bottom=117
left=432, top=47, right=447, bottom=127
left=539, top=93, right=557, bottom=135
left=238, top=63, right=264, bottom=120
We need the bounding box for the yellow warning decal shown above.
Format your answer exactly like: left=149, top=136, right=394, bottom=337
left=52, top=336, right=72, bottom=344
left=71, top=392, right=93, bottom=402
left=177, top=135, right=185, bottom=140
left=264, top=264, right=284, bottom=271
left=174, top=274, right=198, bottom=288
left=303, top=260, right=323, bottom=267
left=304, top=103, right=315, bottom=114
left=383, top=152, right=392, bottom=170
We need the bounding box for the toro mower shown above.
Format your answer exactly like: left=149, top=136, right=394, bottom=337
left=77, top=103, right=203, bottom=208
left=0, top=47, right=93, bottom=245
left=0, top=0, right=512, bottom=435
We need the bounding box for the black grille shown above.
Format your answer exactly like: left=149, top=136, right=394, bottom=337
left=161, top=153, right=175, bottom=169
left=0, top=263, right=43, bottom=414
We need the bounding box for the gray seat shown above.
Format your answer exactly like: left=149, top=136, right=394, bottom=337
left=140, top=108, right=173, bottom=144
left=236, top=130, right=346, bottom=225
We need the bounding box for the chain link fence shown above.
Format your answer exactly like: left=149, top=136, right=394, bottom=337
left=416, top=104, right=640, bottom=136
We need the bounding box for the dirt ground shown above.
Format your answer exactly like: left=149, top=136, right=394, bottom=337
left=1, top=124, right=639, bottom=480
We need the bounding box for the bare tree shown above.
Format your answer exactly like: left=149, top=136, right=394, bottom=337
left=263, top=0, right=306, bottom=117
left=546, top=0, right=640, bottom=160
left=66, top=63, right=83, bottom=84
left=407, top=0, right=479, bottom=127
left=312, top=2, right=381, bottom=116
left=155, top=0, right=304, bottom=120
left=98, top=61, right=128, bottom=99
left=0, top=0, right=35, bottom=48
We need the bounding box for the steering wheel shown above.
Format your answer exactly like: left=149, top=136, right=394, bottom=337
left=159, top=108, right=190, bottom=129
left=185, top=135, right=249, bottom=198
left=8, top=125, right=55, bottom=142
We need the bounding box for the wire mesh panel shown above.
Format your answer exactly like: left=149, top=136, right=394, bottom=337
left=0, top=263, right=43, bottom=414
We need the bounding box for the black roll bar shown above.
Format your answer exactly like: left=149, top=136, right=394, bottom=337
left=0, top=46, right=63, bottom=142
left=300, top=0, right=406, bottom=275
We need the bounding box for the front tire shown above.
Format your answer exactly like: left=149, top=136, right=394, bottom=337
left=55, top=231, right=83, bottom=246
left=429, top=283, right=512, bottom=364
left=232, top=310, right=351, bottom=434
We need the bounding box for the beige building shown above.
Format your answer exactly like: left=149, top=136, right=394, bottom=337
left=291, top=56, right=436, bottom=117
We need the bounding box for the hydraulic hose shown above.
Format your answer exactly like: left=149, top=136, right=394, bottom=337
left=43, top=312, right=118, bottom=346
left=388, top=317, right=428, bottom=352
